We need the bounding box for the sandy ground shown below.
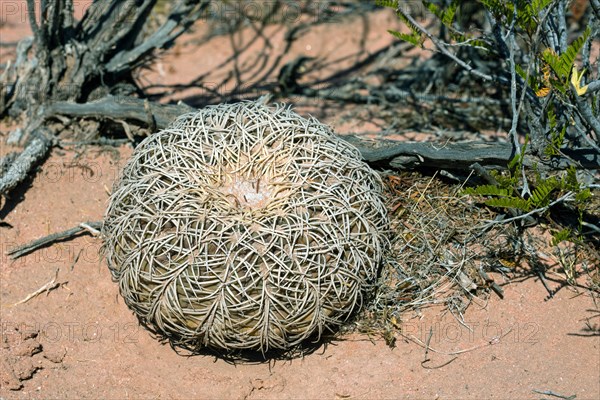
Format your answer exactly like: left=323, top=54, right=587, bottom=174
left=1, top=3, right=599, bottom=399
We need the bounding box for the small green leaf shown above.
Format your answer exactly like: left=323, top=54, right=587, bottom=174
left=376, top=0, right=398, bottom=7
left=542, top=27, right=591, bottom=80
left=544, top=125, right=566, bottom=157
left=529, top=177, right=559, bottom=207
left=388, top=29, right=423, bottom=47
left=462, top=185, right=511, bottom=197
left=551, top=228, right=572, bottom=246
left=508, top=136, right=528, bottom=175
left=562, top=166, right=579, bottom=191
left=575, top=188, right=592, bottom=203
left=547, top=106, right=557, bottom=129
left=441, top=1, right=458, bottom=26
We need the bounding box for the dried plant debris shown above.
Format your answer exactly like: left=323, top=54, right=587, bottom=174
left=102, top=101, right=389, bottom=356
left=348, top=171, right=599, bottom=344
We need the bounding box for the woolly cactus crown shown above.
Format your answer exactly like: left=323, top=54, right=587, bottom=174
left=102, top=101, right=388, bottom=355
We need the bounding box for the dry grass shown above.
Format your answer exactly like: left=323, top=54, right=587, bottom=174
left=347, top=170, right=600, bottom=345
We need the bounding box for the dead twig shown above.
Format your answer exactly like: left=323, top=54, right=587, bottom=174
left=400, top=325, right=514, bottom=356
left=421, top=327, right=458, bottom=369
left=537, top=270, right=556, bottom=299
left=531, top=389, right=576, bottom=399
left=478, top=268, right=505, bottom=299
left=70, top=248, right=83, bottom=271
left=4, top=268, right=63, bottom=307
left=7, top=221, right=103, bottom=259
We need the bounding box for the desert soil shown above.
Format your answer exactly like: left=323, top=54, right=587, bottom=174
left=1, top=4, right=599, bottom=399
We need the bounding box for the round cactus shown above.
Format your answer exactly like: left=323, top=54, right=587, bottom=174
left=102, top=101, right=388, bottom=354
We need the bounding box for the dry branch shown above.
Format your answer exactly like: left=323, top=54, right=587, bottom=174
left=350, top=139, right=600, bottom=171
left=46, top=95, right=194, bottom=131
left=7, top=221, right=102, bottom=259
left=105, top=1, right=210, bottom=74
left=44, top=95, right=600, bottom=172
left=0, top=135, right=50, bottom=197
left=0, top=0, right=212, bottom=201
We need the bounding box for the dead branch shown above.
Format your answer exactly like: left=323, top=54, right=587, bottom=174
left=0, top=134, right=51, bottom=197
left=0, top=0, right=212, bottom=201
left=7, top=221, right=103, bottom=259
left=345, top=137, right=600, bottom=171
left=43, top=95, right=600, bottom=172
left=105, top=1, right=211, bottom=74
left=46, top=95, right=194, bottom=131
